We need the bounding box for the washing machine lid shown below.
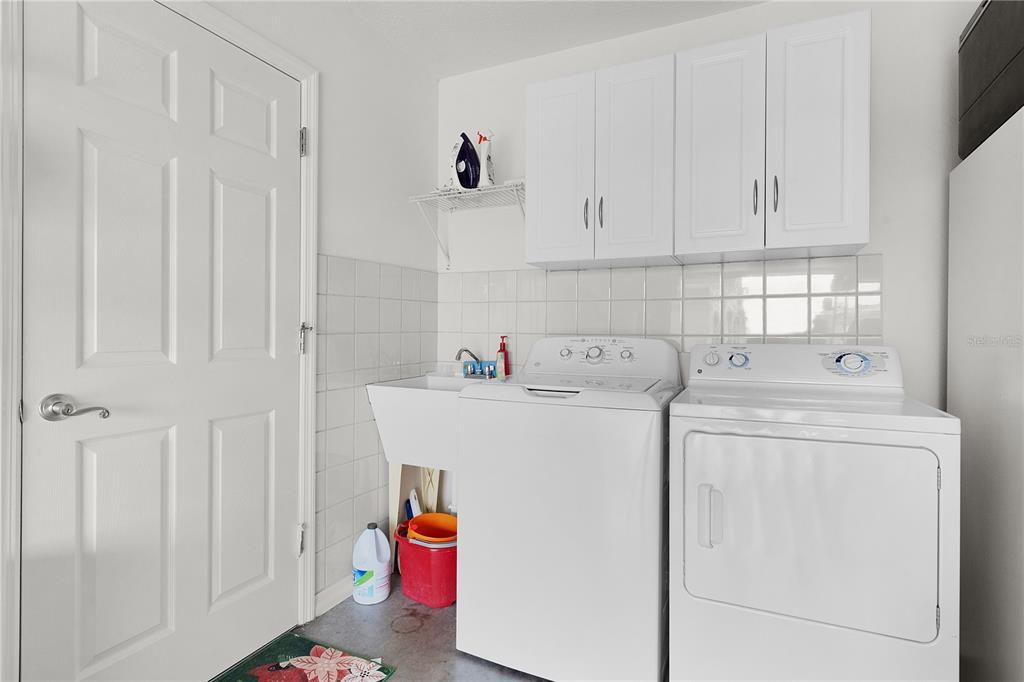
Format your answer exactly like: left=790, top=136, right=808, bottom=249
left=460, top=376, right=679, bottom=411
left=671, top=384, right=960, bottom=434
left=514, top=371, right=660, bottom=393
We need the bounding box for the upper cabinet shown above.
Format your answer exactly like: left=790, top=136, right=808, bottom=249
left=525, top=73, right=596, bottom=265
left=526, top=56, right=675, bottom=268
left=594, top=56, right=675, bottom=262
left=675, top=34, right=767, bottom=261
left=765, top=12, right=871, bottom=251
left=526, top=11, right=870, bottom=269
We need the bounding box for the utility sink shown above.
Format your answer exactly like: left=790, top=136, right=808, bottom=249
left=366, top=374, right=483, bottom=471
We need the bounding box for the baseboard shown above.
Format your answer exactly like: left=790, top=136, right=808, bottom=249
left=314, top=580, right=352, bottom=618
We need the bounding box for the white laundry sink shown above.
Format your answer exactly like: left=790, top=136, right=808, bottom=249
left=366, top=374, right=482, bottom=470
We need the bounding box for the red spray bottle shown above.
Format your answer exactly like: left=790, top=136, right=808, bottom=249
left=496, top=336, right=511, bottom=378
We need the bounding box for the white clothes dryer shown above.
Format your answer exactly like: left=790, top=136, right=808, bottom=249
left=670, top=344, right=960, bottom=681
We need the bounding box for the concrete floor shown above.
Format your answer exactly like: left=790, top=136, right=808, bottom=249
left=297, top=575, right=545, bottom=682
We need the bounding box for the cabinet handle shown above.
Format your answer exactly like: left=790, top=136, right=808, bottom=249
left=598, top=197, right=604, bottom=228
left=773, top=175, right=779, bottom=213
left=583, top=197, right=589, bottom=230
left=753, top=180, right=758, bottom=215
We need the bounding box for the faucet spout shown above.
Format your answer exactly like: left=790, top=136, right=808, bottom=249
left=455, top=347, right=481, bottom=363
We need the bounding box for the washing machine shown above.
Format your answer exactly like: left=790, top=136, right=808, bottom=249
left=457, top=336, right=681, bottom=681
left=670, top=344, right=960, bottom=681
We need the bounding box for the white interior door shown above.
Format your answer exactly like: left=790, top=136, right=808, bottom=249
left=594, top=55, right=675, bottom=261
left=675, top=35, right=766, bottom=260
left=683, top=432, right=939, bottom=643
left=765, top=11, right=870, bottom=250
left=21, top=2, right=302, bottom=679
left=525, top=72, right=595, bottom=265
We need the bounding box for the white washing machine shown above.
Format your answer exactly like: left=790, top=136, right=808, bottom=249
left=670, top=344, right=960, bottom=680
left=457, top=336, right=681, bottom=681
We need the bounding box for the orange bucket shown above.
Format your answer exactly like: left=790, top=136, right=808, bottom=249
left=407, top=513, right=458, bottom=543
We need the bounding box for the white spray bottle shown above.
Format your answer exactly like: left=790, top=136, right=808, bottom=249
left=476, top=129, right=494, bottom=188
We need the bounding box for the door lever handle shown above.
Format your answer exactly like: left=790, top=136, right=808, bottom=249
left=39, top=394, right=110, bottom=421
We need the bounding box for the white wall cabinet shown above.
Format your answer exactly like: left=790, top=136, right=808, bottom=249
left=526, top=56, right=675, bottom=268
left=675, top=34, right=767, bottom=261
left=525, top=73, right=596, bottom=265
left=765, top=11, right=871, bottom=252
left=675, top=11, right=870, bottom=262
left=526, top=11, right=870, bottom=268
left=594, top=56, right=676, bottom=262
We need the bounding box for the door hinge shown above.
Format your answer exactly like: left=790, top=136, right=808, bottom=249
left=299, top=127, right=308, bottom=157
left=298, top=322, right=314, bottom=354
left=18, top=399, right=23, bottom=424
left=937, top=467, right=942, bottom=490
left=296, top=523, right=306, bottom=557
left=936, top=605, right=941, bottom=630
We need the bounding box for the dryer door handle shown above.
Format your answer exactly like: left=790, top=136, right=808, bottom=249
left=697, top=483, right=725, bottom=548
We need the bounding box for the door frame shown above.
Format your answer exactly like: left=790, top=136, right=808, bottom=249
left=0, top=2, right=321, bottom=677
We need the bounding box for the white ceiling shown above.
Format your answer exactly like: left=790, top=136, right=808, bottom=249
left=222, top=2, right=756, bottom=79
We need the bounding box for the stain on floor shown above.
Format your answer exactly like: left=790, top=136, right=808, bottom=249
left=298, top=575, right=544, bottom=681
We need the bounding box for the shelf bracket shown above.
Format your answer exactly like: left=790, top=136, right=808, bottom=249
left=415, top=201, right=452, bottom=271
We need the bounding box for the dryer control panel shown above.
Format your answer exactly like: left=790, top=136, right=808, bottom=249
left=689, top=344, right=903, bottom=388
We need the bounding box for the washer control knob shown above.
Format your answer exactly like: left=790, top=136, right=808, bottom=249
left=586, top=346, right=603, bottom=362
left=620, top=349, right=634, bottom=361
left=560, top=347, right=572, bottom=359
left=703, top=352, right=720, bottom=366
left=729, top=352, right=749, bottom=368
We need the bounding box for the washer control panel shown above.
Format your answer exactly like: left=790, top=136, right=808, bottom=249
left=524, top=336, right=681, bottom=384
left=689, top=344, right=903, bottom=388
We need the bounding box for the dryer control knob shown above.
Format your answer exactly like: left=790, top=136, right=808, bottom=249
left=560, top=348, right=572, bottom=359
left=729, top=352, right=749, bottom=368
left=839, top=352, right=869, bottom=373
left=620, top=349, right=634, bottom=361
left=586, top=346, right=603, bottom=362
left=703, top=352, right=720, bottom=366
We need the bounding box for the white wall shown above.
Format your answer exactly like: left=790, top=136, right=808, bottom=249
left=436, top=1, right=977, bottom=409
left=215, top=2, right=439, bottom=271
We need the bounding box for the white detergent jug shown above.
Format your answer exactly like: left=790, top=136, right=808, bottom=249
left=352, top=522, right=391, bottom=604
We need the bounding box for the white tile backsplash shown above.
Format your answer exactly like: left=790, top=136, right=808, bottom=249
left=578, top=269, right=611, bottom=300
left=547, top=270, right=578, bottom=301
left=315, top=256, right=438, bottom=601
left=611, top=267, right=645, bottom=299
left=645, top=266, right=683, bottom=300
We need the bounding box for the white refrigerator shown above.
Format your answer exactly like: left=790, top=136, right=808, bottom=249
left=948, top=105, right=1024, bottom=682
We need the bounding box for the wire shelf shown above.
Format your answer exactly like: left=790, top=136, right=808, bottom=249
left=410, top=181, right=526, bottom=270
left=409, top=181, right=526, bottom=214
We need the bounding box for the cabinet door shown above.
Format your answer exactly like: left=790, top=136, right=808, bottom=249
left=675, top=35, right=766, bottom=260
left=765, top=11, right=870, bottom=250
left=526, top=73, right=596, bottom=265
left=594, top=55, right=675, bottom=260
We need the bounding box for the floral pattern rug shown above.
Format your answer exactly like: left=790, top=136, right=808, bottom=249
left=211, top=632, right=395, bottom=682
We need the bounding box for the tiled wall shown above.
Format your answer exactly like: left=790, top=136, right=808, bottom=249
left=314, top=256, right=438, bottom=605
left=435, top=255, right=883, bottom=371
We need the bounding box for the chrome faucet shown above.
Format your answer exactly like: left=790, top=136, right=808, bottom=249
left=455, top=348, right=481, bottom=363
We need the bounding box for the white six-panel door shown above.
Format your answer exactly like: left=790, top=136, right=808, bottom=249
left=21, top=2, right=302, bottom=679
left=525, top=73, right=596, bottom=266
left=594, top=55, right=675, bottom=261
left=675, top=35, right=766, bottom=260
left=765, top=11, right=870, bottom=250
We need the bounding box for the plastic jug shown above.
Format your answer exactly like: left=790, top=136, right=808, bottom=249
left=352, top=522, right=391, bottom=604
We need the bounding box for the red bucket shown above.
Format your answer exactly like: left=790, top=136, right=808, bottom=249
left=395, top=522, right=457, bottom=608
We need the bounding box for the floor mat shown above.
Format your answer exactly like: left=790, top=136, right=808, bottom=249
left=211, top=631, right=396, bottom=682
